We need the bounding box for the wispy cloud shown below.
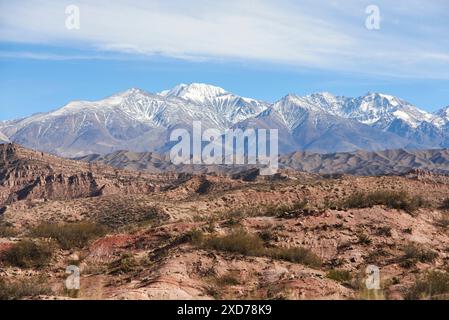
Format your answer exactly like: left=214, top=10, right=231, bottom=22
left=0, top=51, right=130, bottom=60
left=0, top=0, right=448, bottom=78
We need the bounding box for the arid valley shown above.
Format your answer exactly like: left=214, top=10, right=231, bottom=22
left=1, top=143, right=449, bottom=300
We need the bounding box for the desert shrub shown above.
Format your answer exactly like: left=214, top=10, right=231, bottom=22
left=342, top=190, right=423, bottom=213
left=267, top=247, right=322, bottom=268
left=184, top=229, right=204, bottom=245
left=406, top=271, right=449, bottom=300
left=199, top=229, right=321, bottom=267
left=327, top=269, right=352, bottom=283
left=375, top=226, right=392, bottom=237
left=0, top=225, right=18, bottom=238
left=215, top=272, right=240, bottom=286
left=440, top=198, right=449, bottom=210
left=258, top=229, right=276, bottom=242
left=1, top=240, right=54, bottom=269
left=108, top=253, right=142, bottom=275
left=31, top=222, right=107, bottom=250
left=400, top=244, right=438, bottom=268
left=96, top=202, right=165, bottom=229
left=0, top=276, right=52, bottom=300
left=221, top=210, right=245, bottom=227
left=356, top=231, right=372, bottom=245
left=257, top=201, right=309, bottom=218
left=202, top=229, right=265, bottom=256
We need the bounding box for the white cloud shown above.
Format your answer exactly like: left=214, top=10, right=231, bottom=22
left=0, top=0, right=448, bottom=78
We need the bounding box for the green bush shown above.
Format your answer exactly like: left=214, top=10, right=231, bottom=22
left=31, top=222, right=107, bottom=250
left=2, top=240, right=54, bottom=269
left=342, top=190, right=423, bottom=213
left=0, top=277, right=53, bottom=300
left=406, top=271, right=449, bottom=300
left=327, top=269, right=352, bottom=283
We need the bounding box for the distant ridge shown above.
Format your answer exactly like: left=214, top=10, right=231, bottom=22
left=75, top=147, right=449, bottom=176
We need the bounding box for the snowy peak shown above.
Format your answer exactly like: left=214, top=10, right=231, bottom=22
left=356, top=93, right=434, bottom=128
left=116, top=87, right=151, bottom=98
left=2, top=83, right=448, bottom=157
left=436, top=106, right=449, bottom=121
left=0, top=130, right=9, bottom=143
left=159, top=83, right=228, bottom=103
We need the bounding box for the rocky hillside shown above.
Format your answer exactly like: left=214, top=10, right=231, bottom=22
left=1, top=145, right=449, bottom=300
left=0, top=143, right=181, bottom=209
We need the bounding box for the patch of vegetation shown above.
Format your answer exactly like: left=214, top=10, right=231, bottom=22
left=30, top=222, right=107, bottom=250
left=0, top=276, right=53, bottom=300
left=214, top=272, right=240, bottom=286
left=326, top=269, right=352, bottom=283
left=400, top=244, right=438, bottom=268
left=440, top=198, right=449, bottom=210
left=263, top=201, right=309, bottom=218
left=258, top=229, right=276, bottom=242
left=406, top=271, right=449, bottom=300
left=201, top=229, right=265, bottom=256
left=1, top=240, right=54, bottom=269
left=342, top=190, right=424, bottom=213
left=221, top=210, right=246, bottom=227
left=194, top=229, right=321, bottom=268
left=356, top=231, right=372, bottom=245
left=0, top=225, right=18, bottom=238
left=375, top=226, right=392, bottom=237
left=365, top=248, right=390, bottom=264
left=108, top=253, right=142, bottom=275
left=267, top=246, right=322, bottom=268
left=96, top=201, right=166, bottom=229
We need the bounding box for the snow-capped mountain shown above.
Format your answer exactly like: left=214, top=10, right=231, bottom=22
left=436, top=106, right=449, bottom=123
left=301, top=92, right=445, bottom=147
left=159, top=83, right=269, bottom=129
left=0, top=130, right=9, bottom=143
left=0, top=84, right=268, bottom=156
left=1, top=83, right=448, bottom=157
left=234, top=94, right=418, bottom=153
left=303, top=92, right=435, bottom=128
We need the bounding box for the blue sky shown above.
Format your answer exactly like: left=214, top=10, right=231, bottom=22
left=1, top=0, right=448, bottom=120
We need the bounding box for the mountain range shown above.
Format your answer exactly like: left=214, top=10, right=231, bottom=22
left=74, top=147, right=449, bottom=176
left=1, top=83, right=448, bottom=157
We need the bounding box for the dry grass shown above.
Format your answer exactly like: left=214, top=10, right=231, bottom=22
left=196, top=229, right=322, bottom=268
left=400, top=243, right=438, bottom=268
left=327, top=269, right=352, bottom=283
left=1, top=240, right=54, bottom=269
left=0, top=276, right=53, bottom=300
left=406, top=271, right=449, bottom=300
left=30, top=222, right=107, bottom=250
left=342, top=190, right=424, bottom=213
left=0, top=225, right=18, bottom=238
